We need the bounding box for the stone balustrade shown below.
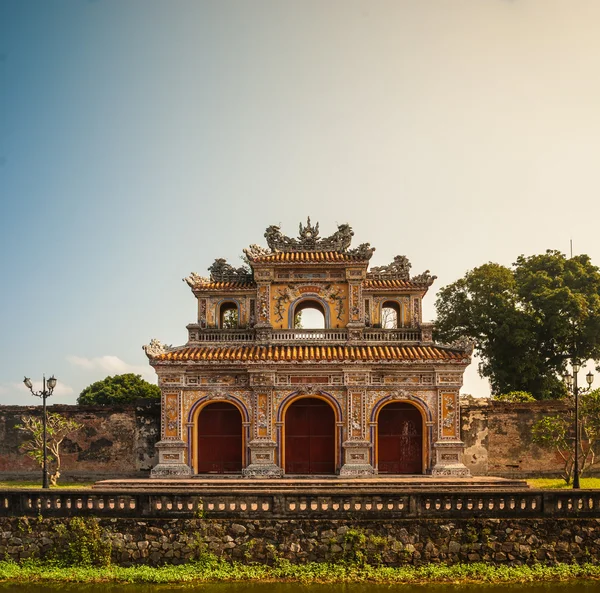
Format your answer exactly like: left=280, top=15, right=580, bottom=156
left=187, top=327, right=423, bottom=343
left=3, top=489, right=600, bottom=519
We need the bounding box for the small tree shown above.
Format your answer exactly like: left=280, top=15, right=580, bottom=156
left=17, top=413, right=82, bottom=486
left=532, top=388, right=600, bottom=484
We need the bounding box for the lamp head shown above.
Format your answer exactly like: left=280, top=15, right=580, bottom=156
left=573, top=362, right=581, bottom=373
left=587, top=372, right=594, bottom=386
left=23, top=377, right=33, bottom=390
left=47, top=376, right=57, bottom=391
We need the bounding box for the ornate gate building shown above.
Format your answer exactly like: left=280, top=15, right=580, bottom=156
left=144, top=220, right=473, bottom=478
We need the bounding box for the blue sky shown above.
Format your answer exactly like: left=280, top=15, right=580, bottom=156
left=2, top=0, right=600, bottom=404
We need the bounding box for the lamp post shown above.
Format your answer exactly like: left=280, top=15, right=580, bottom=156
left=563, top=363, right=594, bottom=489
left=23, top=375, right=57, bottom=489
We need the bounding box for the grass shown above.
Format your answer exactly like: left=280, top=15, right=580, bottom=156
left=527, top=477, right=600, bottom=489
left=0, top=481, right=94, bottom=489
left=1, top=559, right=600, bottom=585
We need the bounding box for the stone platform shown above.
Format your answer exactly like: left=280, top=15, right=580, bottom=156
left=93, top=475, right=529, bottom=493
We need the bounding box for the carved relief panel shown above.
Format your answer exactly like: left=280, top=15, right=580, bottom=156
left=411, top=297, right=421, bottom=327
left=199, top=298, right=207, bottom=328
left=254, top=390, right=272, bottom=439
left=439, top=391, right=459, bottom=439
left=162, top=391, right=181, bottom=440
left=348, top=390, right=366, bottom=440
left=257, top=284, right=270, bottom=325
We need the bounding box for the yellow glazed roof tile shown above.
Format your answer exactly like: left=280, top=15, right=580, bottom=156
left=153, top=345, right=466, bottom=363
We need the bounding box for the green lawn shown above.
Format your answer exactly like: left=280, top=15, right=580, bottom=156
left=0, top=481, right=94, bottom=489
left=527, top=477, right=600, bottom=489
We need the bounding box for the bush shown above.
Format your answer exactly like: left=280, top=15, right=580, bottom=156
left=493, top=391, right=536, bottom=403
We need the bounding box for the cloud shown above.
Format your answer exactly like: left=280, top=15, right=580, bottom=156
left=66, top=355, right=156, bottom=382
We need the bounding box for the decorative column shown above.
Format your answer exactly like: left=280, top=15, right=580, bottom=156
left=431, top=390, right=470, bottom=476
left=243, top=378, right=283, bottom=477
left=340, top=388, right=375, bottom=475
left=151, top=390, right=192, bottom=478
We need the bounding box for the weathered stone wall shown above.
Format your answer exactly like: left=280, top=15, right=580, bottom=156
left=460, top=397, right=570, bottom=478
left=0, top=401, right=160, bottom=480
left=0, top=398, right=580, bottom=480
left=1, top=516, right=599, bottom=566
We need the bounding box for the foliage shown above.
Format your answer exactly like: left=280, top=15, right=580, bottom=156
left=16, top=413, right=82, bottom=486
left=294, top=311, right=303, bottom=328
left=532, top=388, right=600, bottom=484
left=77, top=373, right=160, bottom=405
left=493, top=391, right=536, bottom=403
left=435, top=251, right=600, bottom=399
left=2, top=559, right=600, bottom=584
left=221, top=308, right=239, bottom=329
left=51, top=517, right=112, bottom=566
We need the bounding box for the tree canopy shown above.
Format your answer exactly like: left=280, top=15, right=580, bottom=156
left=435, top=250, right=600, bottom=399
left=77, top=373, right=161, bottom=405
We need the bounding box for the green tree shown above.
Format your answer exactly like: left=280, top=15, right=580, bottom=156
left=532, top=388, right=600, bottom=484
left=77, top=373, right=160, bottom=405
left=435, top=251, right=600, bottom=399
left=17, top=413, right=82, bottom=486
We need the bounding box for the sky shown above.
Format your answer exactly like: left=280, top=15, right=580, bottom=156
left=1, top=0, right=600, bottom=405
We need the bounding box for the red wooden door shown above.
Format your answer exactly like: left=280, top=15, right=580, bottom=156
left=197, top=402, right=243, bottom=474
left=285, top=398, right=335, bottom=474
left=378, top=402, right=422, bottom=474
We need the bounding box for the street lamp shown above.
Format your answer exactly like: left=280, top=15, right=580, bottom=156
left=22, top=375, right=57, bottom=489
left=563, top=363, right=594, bottom=489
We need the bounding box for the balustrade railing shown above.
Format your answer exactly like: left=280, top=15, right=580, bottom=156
left=270, top=329, right=348, bottom=342
left=188, top=328, right=423, bottom=344
left=3, top=490, right=600, bottom=519
left=363, top=329, right=421, bottom=342
left=192, top=330, right=256, bottom=342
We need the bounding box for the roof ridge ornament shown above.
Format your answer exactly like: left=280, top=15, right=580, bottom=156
left=368, top=255, right=437, bottom=285
left=207, top=258, right=252, bottom=282
left=261, top=219, right=359, bottom=254
left=143, top=339, right=171, bottom=358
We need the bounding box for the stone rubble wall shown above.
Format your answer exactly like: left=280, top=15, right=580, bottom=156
left=0, top=401, right=160, bottom=480
left=460, top=397, right=573, bottom=478
left=0, top=398, right=579, bottom=480
left=1, top=517, right=599, bottom=566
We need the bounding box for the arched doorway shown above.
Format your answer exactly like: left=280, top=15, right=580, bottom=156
left=197, top=402, right=243, bottom=473
left=377, top=402, right=423, bottom=474
left=285, top=398, right=335, bottom=474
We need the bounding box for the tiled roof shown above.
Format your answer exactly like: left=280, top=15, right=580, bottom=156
left=363, top=279, right=428, bottom=290
left=152, top=345, right=467, bottom=363
left=250, top=251, right=368, bottom=263
left=192, top=280, right=256, bottom=291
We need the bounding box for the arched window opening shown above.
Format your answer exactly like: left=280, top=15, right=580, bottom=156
left=381, top=301, right=401, bottom=329
left=220, top=302, right=239, bottom=329
left=293, top=300, right=326, bottom=329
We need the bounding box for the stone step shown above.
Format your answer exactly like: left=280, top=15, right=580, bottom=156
left=93, top=476, right=529, bottom=492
